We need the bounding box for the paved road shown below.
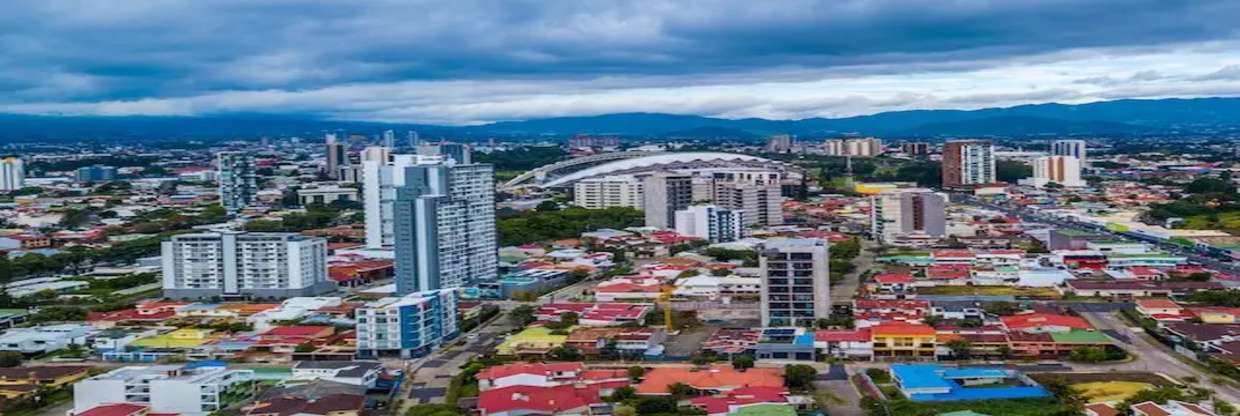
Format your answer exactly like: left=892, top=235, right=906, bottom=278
left=1078, top=311, right=1240, bottom=404
left=396, top=302, right=519, bottom=412
left=816, top=367, right=864, bottom=416
left=832, top=239, right=876, bottom=307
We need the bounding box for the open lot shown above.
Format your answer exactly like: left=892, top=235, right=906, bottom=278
left=1071, top=381, right=1154, bottom=402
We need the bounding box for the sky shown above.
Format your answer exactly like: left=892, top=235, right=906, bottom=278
left=5, top=0, right=1240, bottom=125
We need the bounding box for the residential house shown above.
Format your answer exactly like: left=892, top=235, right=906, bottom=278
left=870, top=321, right=937, bottom=360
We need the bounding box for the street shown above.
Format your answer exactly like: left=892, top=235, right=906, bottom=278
left=1078, top=311, right=1240, bottom=404
left=832, top=238, right=876, bottom=307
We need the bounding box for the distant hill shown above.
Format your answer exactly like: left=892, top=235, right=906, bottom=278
left=4, top=96, right=1240, bottom=141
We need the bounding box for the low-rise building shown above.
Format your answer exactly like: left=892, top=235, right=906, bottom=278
left=354, top=289, right=458, bottom=359
left=290, top=361, right=382, bottom=388
left=74, top=363, right=256, bottom=416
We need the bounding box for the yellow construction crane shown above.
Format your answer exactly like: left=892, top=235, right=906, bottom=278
left=658, top=286, right=674, bottom=329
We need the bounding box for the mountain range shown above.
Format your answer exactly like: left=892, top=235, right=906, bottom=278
left=5, top=96, right=1240, bottom=142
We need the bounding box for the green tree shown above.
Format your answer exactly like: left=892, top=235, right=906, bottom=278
left=668, top=382, right=694, bottom=399
left=548, top=345, right=583, bottom=361
left=0, top=352, right=23, bottom=367
left=559, top=311, right=579, bottom=326
left=1068, top=346, right=1108, bottom=363
left=627, top=366, right=645, bottom=382
left=783, top=364, right=817, bottom=391
left=607, top=386, right=637, bottom=402
left=535, top=200, right=560, bottom=212
left=946, top=339, right=972, bottom=359
left=984, top=301, right=1019, bottom=316
left=612, top=405, right=637, bottom=416
left=731, top=355, right=755, bottom=371
left=405, top=404, right=463, bottom=416
left=508, top=305, right=536, bottom=326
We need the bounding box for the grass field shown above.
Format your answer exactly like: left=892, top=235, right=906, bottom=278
left=1182, top=211, right=1240, bottom=234
left=916, top=285, right=1061, bottom=298
left=1071, top=381, right=1154, bottom=402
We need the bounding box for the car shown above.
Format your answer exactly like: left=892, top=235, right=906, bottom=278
left=466, top=333, right=480, bottom=342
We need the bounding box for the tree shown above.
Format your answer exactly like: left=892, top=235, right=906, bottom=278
left=984, top=301, right=1019, bottom=316
left=294, top=343, right=316, bottom=353
left=508, top=305, right=536, bottom=326
left=632, top=396, right=677, bottom=415
left=559, top=311, right=579, bottom=326
left=0, top=352, right=22, bottom=367
left=731, top=355, right=755, bottom=371
left=921, top=315, right=943, bottom=327
left=668, top=382, right=694, bottom=399
left=783, top=364, right=817, bottom=391
left=626, top=366, right=646, bottom=382
left=549, top=345, right=583, bottom=361
left=612, top=405, right=637, bottom=416
left=996, top=345, right=1013, bottom=359
left=691, top=352, right=715, bottom=366
left=1186, top=177, right=1236, bottom=194
left=405, top=404, right=463, bottom=416
left=607, top=386, right=636, bottom=402
left=535, top=200, right=560, bottom=212
left=1068, top=346, right=1108, bottom=363
left=945, top=339, right=972, bottom=359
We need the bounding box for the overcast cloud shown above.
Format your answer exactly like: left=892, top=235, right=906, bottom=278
left=4, top=0, right=1240, bottom=124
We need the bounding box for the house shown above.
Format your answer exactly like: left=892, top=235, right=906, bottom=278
left=74, top=363, right=256, bottom=416
left=814, top=328, right=873, bottom=359
left=636, top=365, right=783, bottom=395
left=564, top=327, right=665, bottom=358
left=1136, top=298, right=1186, bottom=321
left=0, top=365, right=91, bottom=389
left=495, top=327, right=570, bottom=356
left=889, top=364, right=1050, bottom=401
left=1187, top=307, right=1240, bottom=324
left=1163, top=323, right=1240, bottom=350
left=478, top=362, right=587, bottom=390
left=1085, top=403, right=1119, bottom=416
left=752, top=327, right=817, bottom=361
left=245, top=393, right=364, bottom=416
left=478, top=383, right=623, bottom=416
left=290, top=361, right=381, bottom=388
left=72, top=403, right=162, bottom=416
left=689, top=386, right=793, bottom=416
left=871, top=273, right=915, bottom=293
left=1001, top=313, right=1092, bottom=333
left=1064, top=280, right=1223, bottom=300
left=1131, top=400, right=1218, bottom=416
left=870, top=321, right=937, bottom=360
left=0, top=324, right=95, bottom=354
left=592, top=282, right=663, bottom=302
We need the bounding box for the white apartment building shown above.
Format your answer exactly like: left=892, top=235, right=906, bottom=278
left=391, top=162, right=496, bottom=294
left=363, top=152, right=442, bottom=248
left=870, top=188, right=947, bottom=243
left=0, top=157, right=24, bottom=191
left=161, top=231, right=332, bottom=300
left=74, top=364, right=255, bottom=416
left=641, top=172, right=693, bottom=229
left=1022, top=155, right=1085, bottom=188
left=355, top=289, right=459, bottom=359
left=674, top=204, right=744, bottom=243
left=573, top=175, right=644, bottom=209
left=216, top=152, right=256, bottom=214
left=759, top=238, right=830, bottom=327
left=297, top=184, right=359, bottom=205
left=1051, top=139, right=1087, bottom=160
left=824, top=137, right=883, bottom=157
left=942, top=140, right=996, bottom=187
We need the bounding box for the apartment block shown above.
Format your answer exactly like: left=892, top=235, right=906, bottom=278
left=355, top=289, right=459, bottom=359
left=573, top=175, right=644, bottom=209
left=161, top=231, right=333, bottom=300
left=74, top=364, right=255, bottom=416
left=759, top=238, right=830, bottom=327
left=674, top=204, right=744, bottom=243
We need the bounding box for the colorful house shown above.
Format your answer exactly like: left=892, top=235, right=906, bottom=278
left=870, top=321, right=937, bottom=360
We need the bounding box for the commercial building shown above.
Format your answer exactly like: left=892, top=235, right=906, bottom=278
left=1022, top=155, right=1085, bottom=188
left=641, top=172, right=692, bottom=229
left=73, top=363, right=255, bottom=416
left=759, top=239, right=830, bottom=327
left=902, top=142, right=930, bottom=156
left=825, top=137, right=883, bottom=157
left=1051, top=139, right=1087, bottom=160
left=391, top=160, right=496, bottom=294
left=766, top=134, right=794, bottom=153
left=708, top=172, right=784, bottom=226
left=76, top=164, right=117, bottom=183
left=417, top=142, right=472, bottom=164
left=354, top=289, right=458, bottom=358
left=296, top=184, right=359, bottom=206
left=573, top=175, right=643, bottom=209
left=675, top=205, right=744, bottom=243
left=217, top=152, right=257, bottom=213
left=325, top=134, right=348, bottom=180
left=941, top=140, right=995, bottom=187
left=0, top=157, right=24, bottom=191
left=160, top=231, right=333, bottom=300
left=870, top=189, right=947, bottom=243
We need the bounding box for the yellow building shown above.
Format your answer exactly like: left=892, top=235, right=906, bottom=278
left=1194, top=307, right=1239, bottom=324
left=131, top=328, right=217, bottom=349
left=495, top=326, right=571, bottom=356
left=870, top=321, right=937, bottom=360
left=854, top=182, right=917, bottom=195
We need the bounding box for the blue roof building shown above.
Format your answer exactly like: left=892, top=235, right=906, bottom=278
left=891, top=364, right=1050, bottom=401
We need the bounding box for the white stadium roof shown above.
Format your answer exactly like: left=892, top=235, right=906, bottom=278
left=541, top=152, right=785, bottom=188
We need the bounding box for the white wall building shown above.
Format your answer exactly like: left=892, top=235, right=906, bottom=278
left=297, top=184, right=359, bottom=205
left=674, top=204, right=744, bottom=243
left=161, top=231, right=332, bottom=300
left=74, top=364, right=255, bottom=416
left=1022, top=155, right=1085, bottom=188
left=870, top=188, right=947, bottom=243
left=759, top=238, right=830, bottom=327
left=824, top=137, right=883, bottom=157
left=573, top=175, right=643, bottom=209
left=355, top=289, right=458, bottom=359
left=0, top=324, right=94, bottom=354
left=0, top=157, right=24, bottom=191
left=391, top=161, right=496, bottom=294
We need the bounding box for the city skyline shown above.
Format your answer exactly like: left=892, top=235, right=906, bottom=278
left=4, top=1, right=1240, bottom=125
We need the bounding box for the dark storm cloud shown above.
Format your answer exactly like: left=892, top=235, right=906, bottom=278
left=3, top=0, right=1240, bottom=122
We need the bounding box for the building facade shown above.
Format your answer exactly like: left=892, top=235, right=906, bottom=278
left=74, top=364, right=255, bottom=416
left=362, top=152, right=441, bottom=248
left=641, top=172, right=692, bottom=229
left=76, top=164, right=117, bottom=183
left=216, top=152, right=257, bottom=213
left=0, top=157, right=23, bottom=191
left=759, top=239, right=830, bottom=327
left=573, top=175, right=644, bottom=209
left=355, top=289, right=459, bottom=358
left=901, top=142, right=930, bottom=156
left=325, top=134, right=348, bottom=180
left=674, top=205, right=744, bottom=243
left=1023, top=155, right=1085, bottom=188
left=825, top=137, right=883, bottom=157
left=417, top=142, right=472, bottom=164
left=161, top=232, right=333, bottom=300
left=1051, top=139, right=1087, bottom=160
left=870, top=189, right=947, bottom=243
left=941, top=140, right=995, bottom=187
left=391, top=161, right=496, bottom=294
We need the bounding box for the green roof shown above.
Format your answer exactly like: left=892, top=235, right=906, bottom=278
left=251, top=367, right=292, bottom=374
left=1050, top=329, right=1111, bottom=344
left=731, top=404, right=798, bottom=416
left=0, top=309, right=28, bottom=318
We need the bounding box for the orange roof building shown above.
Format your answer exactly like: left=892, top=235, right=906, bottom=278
left=636, top=365, right=783, bottom=395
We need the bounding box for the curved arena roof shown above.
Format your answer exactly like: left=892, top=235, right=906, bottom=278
left=540, top=152, right=791, bottom=188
